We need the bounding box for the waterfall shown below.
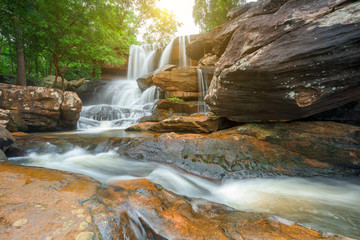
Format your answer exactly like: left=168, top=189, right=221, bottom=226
left=127, top=43, right=163, bottom=80
left=179, top=35, right=191, bottom=68
left=77, top=43, right=164, bottom=130
left=77, top=36, right=194, bottom=131
left=158, top=39, right=174, bottom=68
left=197, top=68, right=210, bottom=113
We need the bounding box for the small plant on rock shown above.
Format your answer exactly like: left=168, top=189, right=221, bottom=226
left=167, top=97, right=184, bottom=102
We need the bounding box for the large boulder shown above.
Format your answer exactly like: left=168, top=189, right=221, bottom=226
left=0, top=83, right=82, bottom=131
left=205, top=0, right=360, bottom=122
left=136, top=64, right=176, bottom=91
left=152, top=67, right=207, bottom=100
left=0, top=109, right=28, bottom=132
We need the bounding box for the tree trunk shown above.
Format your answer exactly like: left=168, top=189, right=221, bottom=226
left=52, top=55, right=65, bottom=91
left=16, top=38, right=26, bottom=86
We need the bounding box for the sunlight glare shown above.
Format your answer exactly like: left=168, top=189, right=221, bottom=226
left=157, top=0, right=200, bottom=36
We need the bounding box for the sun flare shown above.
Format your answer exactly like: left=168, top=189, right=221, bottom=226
left=157, top=0, right=200, bottom=36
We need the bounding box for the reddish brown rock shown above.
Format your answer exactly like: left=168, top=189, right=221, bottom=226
left=106, top=178, right=348, bottom=240
left=156, top=99, right=198, bottom=114
left=125, top=122, right=157, bottom=131
left=205, top=0, right=360, bottom=122
left=149, top=114, right=221, bottom=133
left=185, top=25, right=224, bottom=60
left=136, top=64, right=176, bottom=91
left=0, top=162, right=119, bottom=240
left=152, top=67, right=200, bottom=100
left=0, top=83, right=82, bottom=131
left=0, top=109, right=28, bottom=132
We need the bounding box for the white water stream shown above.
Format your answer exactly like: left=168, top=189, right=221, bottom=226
left=10, top=144, right=360, bottom=239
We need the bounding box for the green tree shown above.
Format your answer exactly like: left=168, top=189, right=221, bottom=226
left=142, top=9, right=182, bottom=44
left=193, top=0, right=244, bottom=32
left=0, top=0, right=181, bottom=88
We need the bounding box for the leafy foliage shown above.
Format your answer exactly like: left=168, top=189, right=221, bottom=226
left=193, top=0, right=245, bottom=32
left=0, top=0, right=180, bottom=85
left=167, top=97, right=184, bottom=102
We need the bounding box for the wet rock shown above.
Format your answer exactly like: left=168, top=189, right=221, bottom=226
left=136, top=64, right=176, bottom=91
left=206, top=0, right=360, bottom=122
left=125, top=122, right=157, bottom=131
left=106, top=178, right=347, bottom=240
left=237, top=121, right=360, bottom=170
left=0, top=109, right=28, bottom=132
left=0, top=83, right=82, bottom=131
left=149, top=114, right=221, bottom=133
left=152, top=67, right=200, bottom=100
left=0, top=126, right=15, bottom=152
left=156, top=99, right=198, bottom=115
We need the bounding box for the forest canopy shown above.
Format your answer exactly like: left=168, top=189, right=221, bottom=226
left=193, top=0, right=245, bottom=32
left=0, top=0, right=180, bottom=85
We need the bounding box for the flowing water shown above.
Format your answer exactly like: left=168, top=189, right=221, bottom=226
left=78, top=43, right=165, bottom=130
left=178, top=35, right=192, bottom=68
left=197, top=67, right=210, bottom=113
left=9, top=139, right=360, bottom=239
left=78, top=36, right=196, bottom=130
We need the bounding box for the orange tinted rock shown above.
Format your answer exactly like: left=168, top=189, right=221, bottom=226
left=106, top=178, right=347, bottom=240
left=150, top=114, right=221, bottom=133
left=0, top=162, right=116, bottom=240
left=125, top=122, right=157, bottom=131
left=156, top=99, right=198, bottom=114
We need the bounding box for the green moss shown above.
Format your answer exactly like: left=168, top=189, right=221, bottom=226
left=167, top=97, right=184, bottom=102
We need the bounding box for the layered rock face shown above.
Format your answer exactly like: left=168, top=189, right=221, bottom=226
left=187, top=0, right=360, bottom=122
left=0, top=83, right=82, bottom=131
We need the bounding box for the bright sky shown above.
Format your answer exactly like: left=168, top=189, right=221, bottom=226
left=157, top=0, right=200, bottom=36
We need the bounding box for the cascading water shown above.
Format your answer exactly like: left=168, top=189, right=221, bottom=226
left=78, top=44, right=164, bottom=130
left=77, top=36, right=195, bottom=130
left=158, top=39, right=174, bottom=68
left=179, top=35, right=192, bottom=67
left=197, top=67, right=210, bottom=113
